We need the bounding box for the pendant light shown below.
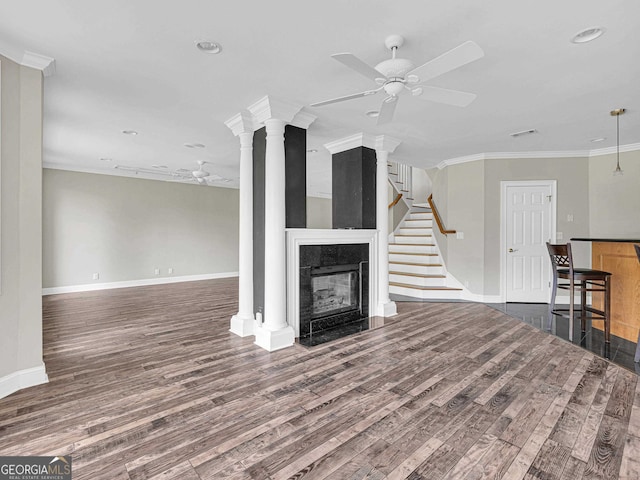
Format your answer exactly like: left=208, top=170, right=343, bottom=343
left=611, top=108, right=625, bottom=176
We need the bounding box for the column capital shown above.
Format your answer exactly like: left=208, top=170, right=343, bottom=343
left=224, top=110, right=258, bottom=137
left=248, top=95, right=303, bottom=125
left=323, top=133, right=401, bottom=155
left=374, top=135, right=401, bottom=154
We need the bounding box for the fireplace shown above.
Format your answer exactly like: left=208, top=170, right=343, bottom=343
left=286, top=229, right=378, bottom=344
left=311, top=265, right=360, bottom=319
left=298, top=243, right=369, bottom=346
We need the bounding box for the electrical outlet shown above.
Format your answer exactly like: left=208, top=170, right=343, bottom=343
left=456, top=232, right=464, bottom=239
left=567, top=214, right=574, bottom=222
left=154, top=268, right=160, bottom=275
left=92, top=273, right=99, bottom=280
left=168, top=267, right=173, bottom=275
left=557, top=232, right=564, bottom=240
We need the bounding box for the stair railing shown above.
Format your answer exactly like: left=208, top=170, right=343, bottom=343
left=388, top=193, right=403, bottom=209
left=427, top=194, right=456, bottom=235
left=388, top=160, right=413, bottom=200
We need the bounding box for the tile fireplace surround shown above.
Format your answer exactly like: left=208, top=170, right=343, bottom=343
left=286, top=229, right=378, bottom=339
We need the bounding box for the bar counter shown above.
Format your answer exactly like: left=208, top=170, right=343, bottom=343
left=572, top=238, right=640, bottom=342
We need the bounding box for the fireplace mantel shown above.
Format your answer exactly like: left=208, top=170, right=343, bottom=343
left=286, top=229, right=378, bottom=338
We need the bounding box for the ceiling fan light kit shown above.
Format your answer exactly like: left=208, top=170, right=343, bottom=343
left=310, top=34, right=484, bottom=125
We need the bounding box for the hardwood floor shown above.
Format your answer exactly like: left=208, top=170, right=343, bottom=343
left=1, top=278, right=640, bottom=479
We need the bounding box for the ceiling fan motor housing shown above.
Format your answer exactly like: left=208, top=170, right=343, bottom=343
left=375, top=58, right=415, bottom=79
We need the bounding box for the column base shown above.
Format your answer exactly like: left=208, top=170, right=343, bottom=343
left=377, top=300, right=397, bottom=317
left=254, top=324, right=295, bottom=352
left=229, top=313, right=255, bottom=337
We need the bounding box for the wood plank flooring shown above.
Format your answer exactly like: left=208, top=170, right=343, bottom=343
left=1, top=278, right=639, bottom=479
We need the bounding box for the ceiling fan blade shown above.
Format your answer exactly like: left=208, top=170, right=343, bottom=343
left=414, top=85, right=477, bottom=107
left=377, top=97, right=398, bottom=125
left=408, top=41, right=484, bottom=84
left=310, top=88, right=380, bottom=107
left=332, top=53, right=387, bottom=82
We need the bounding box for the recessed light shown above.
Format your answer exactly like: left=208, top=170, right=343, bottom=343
left=99, top=157, right=112, bottom=162
left=151, top=165, right=168, bottom=169
left=196, top=41, right=222, bottom=54
left=590, top=137, right=606, bottom=143
left=307, top=149, right=318, bottom=153
left=184, top=143, right=206, bottom=149
left=365, top=110, right=380, bottom=118
left=122, top=130, right=138, bottom=135
left=571, top=27, right=604, bottom=44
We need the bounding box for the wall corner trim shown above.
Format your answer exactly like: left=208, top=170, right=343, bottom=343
left=0, top=364, right=49, bottom=400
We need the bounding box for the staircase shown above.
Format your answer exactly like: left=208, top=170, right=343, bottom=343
left=387, top=162, right=462, bottom=300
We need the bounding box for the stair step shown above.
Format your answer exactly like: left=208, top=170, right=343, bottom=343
left=389, top=272, right=447, bottom=287
left=389, top=282, right=462, bottom=291
left=389, top=243, right=435, bottom=246
left=389, top=261, right=444, bottom=275
left=390, top=252, right=438, bottom=256
left=394, top=234, right=432, bottom=237
left=390, top=261, right=443, bottom=267
left=389, top=271, right=446, bottom=278
left=397, top=227, right=432, bottom=233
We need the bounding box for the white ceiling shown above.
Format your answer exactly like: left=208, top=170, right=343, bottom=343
left=1, top=0, right=639, bottom=196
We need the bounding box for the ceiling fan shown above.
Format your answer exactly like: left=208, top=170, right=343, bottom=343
left=114, top=160, right=230, bottom=185
left=310, top=35, right=484, bottom=125
left=181, top=160, right=225, bottom=185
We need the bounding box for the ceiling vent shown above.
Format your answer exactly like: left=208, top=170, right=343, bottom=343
left=510, top=129, right=538, bottom=138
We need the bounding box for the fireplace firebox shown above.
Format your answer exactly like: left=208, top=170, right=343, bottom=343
left=299, top=244, right=369, bottom=346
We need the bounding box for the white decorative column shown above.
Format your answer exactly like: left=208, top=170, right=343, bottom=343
left=225, top=112, right=256, bottom=337
left=374, top=135, right=401, bottom=317
left=248, top=96, right=312, bottom=351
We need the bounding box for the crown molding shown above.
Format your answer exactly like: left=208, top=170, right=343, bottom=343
left=324, top=133, right=375, bottom=154
left=324, top=133, right=401, bottom=155
left=224, top=110, right=258, bottom=136
left=22, top=51, right=56, bottom=76
left=290, top=109, right=317, bottom=129
left=435, top=143, right=640, bottom=170
left=588, top=142, right=640, bottom=157
left=0, top=41, right=56, bottom=76
left=374, top=135, right=401, bottom=153
left=247, top=95, right=302, bottom=125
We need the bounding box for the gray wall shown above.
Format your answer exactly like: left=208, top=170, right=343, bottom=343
left=427, top=166, right=449, bottom=263
left=43, top=169, right=240, bottom=288
left=428, top=156, right=592, bottom=296
left=0, top=56, right=44, bottom=379
left=306, top=196, right=332, bottom=229
left=589, top=150, right=640, bottom=237
left=448, top=161, right=485, bottom=292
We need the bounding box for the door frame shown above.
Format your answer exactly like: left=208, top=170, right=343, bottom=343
left=499, top=180, right=557, bottom=303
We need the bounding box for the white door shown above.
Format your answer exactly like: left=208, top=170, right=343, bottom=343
left=503, top=181, right=555, bottom=303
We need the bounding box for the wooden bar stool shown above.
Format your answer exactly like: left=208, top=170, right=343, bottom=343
left=546, top=242, right=611, bottom=343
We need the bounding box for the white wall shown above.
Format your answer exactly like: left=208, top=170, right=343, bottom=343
left=0, top=56, right=47, bottom=395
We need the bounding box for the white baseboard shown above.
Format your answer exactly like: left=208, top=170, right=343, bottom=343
left=0, top=364, right=49, bottom=400
left=42, top=272, right=239, bottom=296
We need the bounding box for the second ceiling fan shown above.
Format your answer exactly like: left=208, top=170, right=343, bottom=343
left=311, top=35, right=484, bottom=125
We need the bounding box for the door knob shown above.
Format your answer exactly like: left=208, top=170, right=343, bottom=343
left=508, top=248, right=518, bottom=253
